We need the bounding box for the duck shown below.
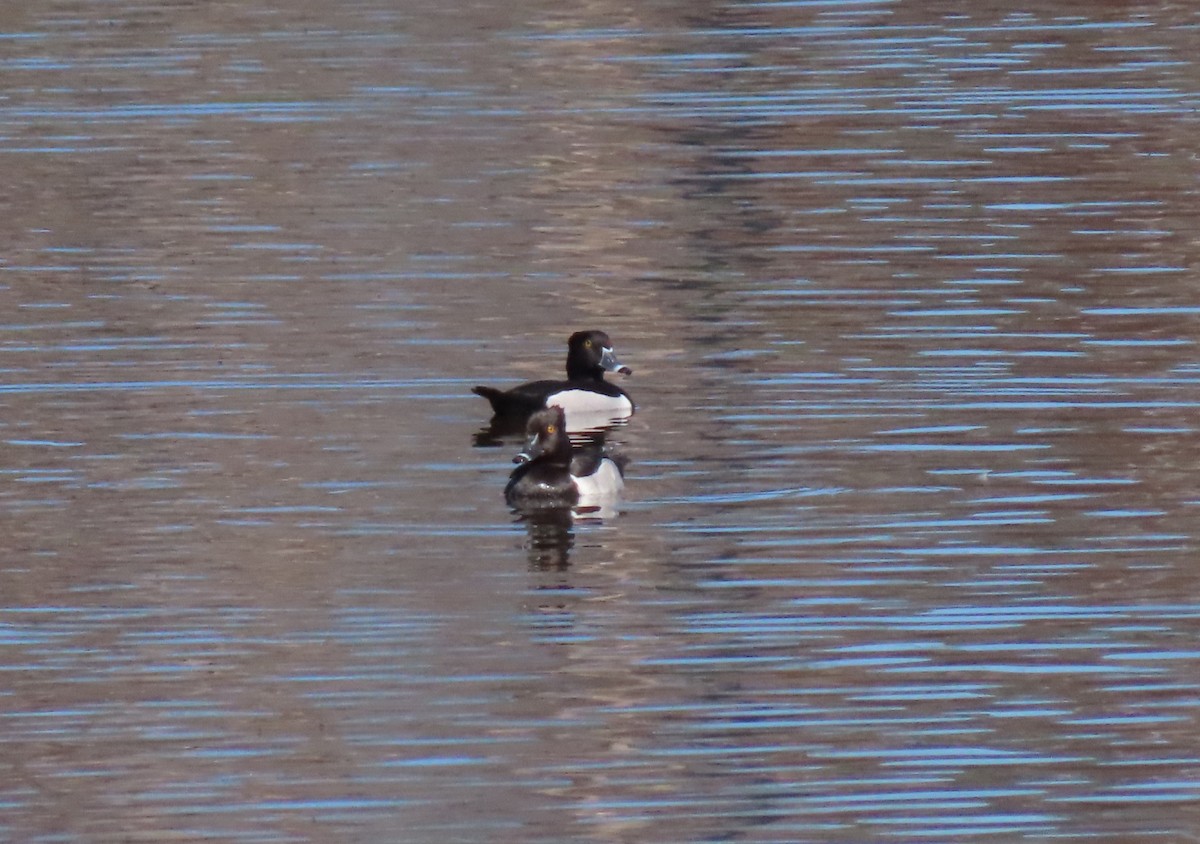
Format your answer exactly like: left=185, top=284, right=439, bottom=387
left=505, top=407, right=625, bottom=513
left=473, top=330, right=634, bottom=429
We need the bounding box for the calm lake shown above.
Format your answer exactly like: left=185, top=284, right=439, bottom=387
left=1, top=1, right=1198, bottom=841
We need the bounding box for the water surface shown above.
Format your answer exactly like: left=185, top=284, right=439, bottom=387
left=1, top=1, right=1198, bottom=841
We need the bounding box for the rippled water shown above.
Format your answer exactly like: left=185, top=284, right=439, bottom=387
left=1, top=1, right=1198, bottom=841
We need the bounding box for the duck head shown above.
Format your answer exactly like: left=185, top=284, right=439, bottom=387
left=565, top=330, right=633, bottom=381
left=514, top=406, right=572, bottom=466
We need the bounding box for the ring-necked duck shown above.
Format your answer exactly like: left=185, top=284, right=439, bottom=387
left=505, top=407, right=625, bottom=512
left=473, top=330, right=634, bottom=427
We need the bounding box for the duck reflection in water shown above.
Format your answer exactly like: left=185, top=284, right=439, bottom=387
left=520, top=508, right=575, bottom=570
left=505, top=407, right=627, bottom=568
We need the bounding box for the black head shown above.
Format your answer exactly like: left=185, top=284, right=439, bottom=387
left=565, top=330, right=633, bottom=381
left=513, top=407, right=572, bottom=467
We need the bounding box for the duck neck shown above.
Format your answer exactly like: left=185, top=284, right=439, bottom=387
left=566, top=360, right=603, bottom=381
left=539, top=433, right=572, bottom=468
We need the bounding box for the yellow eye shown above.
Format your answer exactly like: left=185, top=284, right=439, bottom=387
left=546, top=424, right=556, bottom=434
left=583, top=339, right=592, bottom=348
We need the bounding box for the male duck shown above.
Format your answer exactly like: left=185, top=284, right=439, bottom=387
left=473, top=330, right=634, bottom=428
left=505, top=407, right=625, bottom=512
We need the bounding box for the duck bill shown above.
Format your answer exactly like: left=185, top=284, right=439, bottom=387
left=600, top=346, right=632, bottom=376
left=513, top=433, right=543, bottom=465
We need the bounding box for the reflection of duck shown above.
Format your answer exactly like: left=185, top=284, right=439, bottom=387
left=522, top=507, right=574, bottom=571
left=505, top=407, right=625, bottom=516
left=473, top=330, right=634, bottom=433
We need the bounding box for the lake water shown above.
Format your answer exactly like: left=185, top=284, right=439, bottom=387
left=1, top=1, right=1198, bottom=841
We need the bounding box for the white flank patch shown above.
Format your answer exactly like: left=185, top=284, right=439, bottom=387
left=574, top=459, right=624, bottom=518
left=547, top=390, right=633, bottom=431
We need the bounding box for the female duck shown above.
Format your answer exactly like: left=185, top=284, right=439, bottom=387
left=505, top=407, right=624, bottom=513
left=473, top=330, right=634, bottom=427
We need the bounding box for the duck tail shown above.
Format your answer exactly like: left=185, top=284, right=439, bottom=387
left=471, top=385, right=506, bottom=412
